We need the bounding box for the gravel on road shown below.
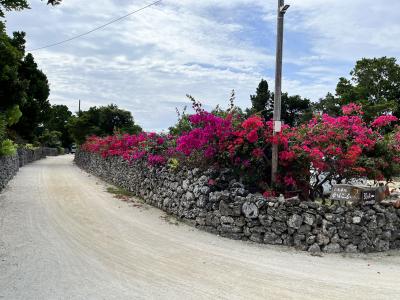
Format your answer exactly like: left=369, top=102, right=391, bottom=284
left=1, top=155, right=399, bottom=300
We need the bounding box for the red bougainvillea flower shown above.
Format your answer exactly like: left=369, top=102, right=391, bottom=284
left=242, top=115, right=263, bottom=130
left=263, top=190, right=276, bottom=198
left=252, top=148, right=264, bottom=158
left=279, top=151, right=296, bottom=162
left=246, top=129, right=259, bottom=143
left=284, top=176, right=296, bottom=187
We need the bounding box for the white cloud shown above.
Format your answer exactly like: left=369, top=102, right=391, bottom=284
left=4, top=0, right=400, bottom=130
left=288, top=0, right=400, bottom=60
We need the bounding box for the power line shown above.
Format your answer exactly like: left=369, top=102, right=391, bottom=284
left=27, top=0, right=162, bottom=52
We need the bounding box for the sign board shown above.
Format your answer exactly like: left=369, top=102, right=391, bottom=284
left=274, top=120, right=282, bottom=133
left=330, top=184, right=381, bottom=204
left=330, top=185, right=362, bottom=202
left=361, top=189, right=377, bottom=205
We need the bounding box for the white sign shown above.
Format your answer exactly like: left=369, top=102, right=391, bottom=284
left=274, top=120, right=282, bottom=133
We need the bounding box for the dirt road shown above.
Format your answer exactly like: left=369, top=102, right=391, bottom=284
left=1, top=155, right=399, bottom=299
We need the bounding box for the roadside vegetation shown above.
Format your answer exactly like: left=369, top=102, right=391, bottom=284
left=106, top=186, right=135, bottom=198
left=81, top=56, right=400, bottom=200
left=2, top=1, right=400, bottom=202
left=0, top=1, right=141, bottom=156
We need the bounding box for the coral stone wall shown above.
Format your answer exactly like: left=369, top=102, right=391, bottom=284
left=75, top=150, right=400, bottom=254
left=0, top=147, right=60, bottom=192
left=0, top=155, right=19, bottom=191
left=17, top=148, right=45, bottom=167
left=42, top=147, right=59, bottom=157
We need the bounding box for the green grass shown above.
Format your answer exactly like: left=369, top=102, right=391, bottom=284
left=106, top=186, right=135, bottom=197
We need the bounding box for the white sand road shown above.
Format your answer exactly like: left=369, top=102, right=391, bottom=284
left=1, top=155, right=400, bottom=300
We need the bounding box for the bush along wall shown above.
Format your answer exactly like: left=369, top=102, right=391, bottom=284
left=75, top=150, right=400, bottom=254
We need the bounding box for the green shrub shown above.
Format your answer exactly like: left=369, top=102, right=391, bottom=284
left=6, top=105, right=22, bottom=126
left=24, top=143, right=40, bottom=151
left=57, top=147, right=65, bottom=155
left=39, top=129, right=62, bottom=148
left=0, top=113, right=6, bottom=141
left=168, top=158, right=179, bottom=170
left=0, top=139, right=17, bottom=156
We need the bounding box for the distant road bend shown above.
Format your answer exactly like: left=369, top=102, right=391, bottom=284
left=1, top=155, right=400, bottom=299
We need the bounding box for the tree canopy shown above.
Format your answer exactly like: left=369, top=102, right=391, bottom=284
left=246, top=79, right=272, bottom=119
left=44, top=104, right=73, bottom=147
left=246, top=79, right=312, bottom=126
left=280, top=93, right=312, bottom=127
left=316, top=57, right=400, bottom=121
left=68, top=104, right=142, bottom=145
left=11, top=52, right=51, bottom=142
left=0, top=30, right=26, bottom=111
left=0, top=22, right=52, bottom=148
left=0, top=0, right=61, bottom=18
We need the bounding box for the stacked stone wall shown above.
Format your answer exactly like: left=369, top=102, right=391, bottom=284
left=1, top=147, right=60, bottom=192
left=75, top=151, right=400, bottom=254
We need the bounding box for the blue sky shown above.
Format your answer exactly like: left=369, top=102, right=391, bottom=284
left=5, top=0, right=400, bottom=131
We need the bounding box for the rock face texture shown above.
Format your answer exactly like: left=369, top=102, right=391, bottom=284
left=0, top=147, right=59, bottom=192
left=75, top=151, right=400, bottom=253
left=0, top=155, right=19, bottom=191
left=17, top=148, right=45, bottom=167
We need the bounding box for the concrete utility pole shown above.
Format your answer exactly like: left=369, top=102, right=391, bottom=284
left=271, top=0, right=290, bottom=184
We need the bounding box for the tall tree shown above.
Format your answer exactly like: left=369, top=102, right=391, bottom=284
left=0, top=30, right=26, bottom=111
left=11, top=53, right=51, bottom=141
left=280, top=93, right=312, bottom=126
left=247, top=79, right=312, bottom=125
left=328, top=57, right=400, bottom=120
left=0, top=0, right=62, bottom=152
left=44, top=104, right=73, bottom=147
left=68, top=104, right=142, bottom=145
left=313, top=92, right=342, bottom=116
left=0, top=26, right=25, bottom=146
left=246, top=79, right=272, bottom=119
left=314, top=57, right=400, bottom=121
left=351, top=57, right=400, bottom=104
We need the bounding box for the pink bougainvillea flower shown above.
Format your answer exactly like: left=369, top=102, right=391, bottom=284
left=371, top=115, right=398, bottom=127
left=342, top=103, right=363, bottom=115
left=208, top=179, right=216, bottom=186
left=80, top=102, right=400, bottom=195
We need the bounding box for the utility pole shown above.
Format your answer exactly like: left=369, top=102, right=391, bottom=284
left=271, top=0, right=290, bottom=184
left=78, top=99, right=81, bottom=116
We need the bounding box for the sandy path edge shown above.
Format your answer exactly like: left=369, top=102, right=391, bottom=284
left=0, top=155, right=399, bottom=300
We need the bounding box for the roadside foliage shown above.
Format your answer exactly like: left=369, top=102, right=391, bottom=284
left=82, top=103, right=400, bottom=199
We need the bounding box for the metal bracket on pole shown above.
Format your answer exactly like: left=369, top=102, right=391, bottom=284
left=280, top=4, right=290, bottom=13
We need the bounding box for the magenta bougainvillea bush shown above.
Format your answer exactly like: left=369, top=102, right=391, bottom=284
left=81, top=103, right=400, bottom=199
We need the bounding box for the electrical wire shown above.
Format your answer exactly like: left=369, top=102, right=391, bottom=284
left=27, top=0, right=162, bottom=51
